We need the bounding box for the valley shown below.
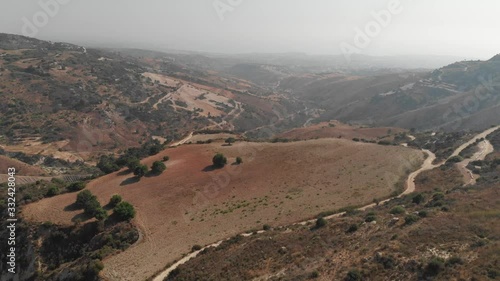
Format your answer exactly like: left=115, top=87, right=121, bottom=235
left=0, top=33, right=498, bottom=281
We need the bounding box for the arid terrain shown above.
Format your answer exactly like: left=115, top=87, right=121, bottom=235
left=22, top=139, right=423, bottom=280
left=0, top=32, right=498, bottom=281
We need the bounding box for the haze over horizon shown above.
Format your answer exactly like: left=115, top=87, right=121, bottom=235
left=1, top=0, right=499, bottom=60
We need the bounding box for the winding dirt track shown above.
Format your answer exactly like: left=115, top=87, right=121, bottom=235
left=450, top=126, right=500, bottom=157
left=152, top=148, right=435, bottom=281
left=169, top=132, right=193, bottom=147
left=152, top=127, right=498, bottom=281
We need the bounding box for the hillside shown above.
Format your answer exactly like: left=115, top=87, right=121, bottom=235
left=157, top=131, right=500, bottom=281
left=276, top=56, right=500, bottom=131
left=22, top=139, right=423, bottom=281
left=0, top=34, right=305, bottom=163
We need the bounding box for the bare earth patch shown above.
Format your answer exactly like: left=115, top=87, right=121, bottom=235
left=278, top=121, right=406, bottom=141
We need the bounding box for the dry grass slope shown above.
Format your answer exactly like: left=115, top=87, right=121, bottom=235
left=22, top=139, right=423, bottom=281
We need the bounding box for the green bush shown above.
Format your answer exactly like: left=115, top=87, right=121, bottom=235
left=446, top=256, right=463, bottom=266
left=346, top=224, right=358, bottom=233
left=134, top=165, right=148, bottom=178
left=151, top=161, right=166, bottom=174
left=315, top=217, right=327, bottom=229
left=84, top=197, right=102, bottom=216
left=236, top=156, right=243, bottom=164
left=404, top=214, right=420, bottom=225
left=126, top=158, right=141, bottom=171
left=345, top=269, right=363, bottom=281
left=390, top=206, right=405, bottom=215
left=447, top=155, right=463, bottom=164
left=412, top=193, right=425, bottom=204
left=46, top=186, right=59, bottom=197
left=109, top=195, right=122, bottom=207
left=425, top=257, right=445, bottom=276
left=114, top=201, right=136, bottom=221
left=76, top=190, right=95, bottom=208
left=162, top=156, right=170, bottom=162
left=225, top=137, right=236, bottom=145
left=212, top=153, right=227, bottom=168
left=191, top=244, right=202, bottom=252
left=67, top=181, right=86, bottom=192
left=94, top=208, right=108, bottom=221
left=365, top=214, right=377, bottom=222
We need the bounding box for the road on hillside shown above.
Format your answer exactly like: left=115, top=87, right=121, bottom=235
left=152, top=126, right=498, bottom=281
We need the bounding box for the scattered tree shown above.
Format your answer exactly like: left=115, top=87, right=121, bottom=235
left=83, top=197, right=102, bottom=216
left=412, top=193, right=425, bottom=204
left=425, top=257, right=445, bottom=276
left=46, top=186, right=59, bottom=197
left=390, top=206, right=405, bottom=215
left=315, top=217, right=327, bottom=229
left=126, top=158, right=141, bottom=171
left=114, top=201, right=136, bottom=221
left=236, top=156, right=243, bottom=164
left=109, top=194, right=122, bottom=207
left=94, top=208, right=108, bottom=221
left=191, top=245, right=202, bottom=252
left=151, top=161, right=167, bottom=174
left=225, top=137, right=236, bottom=145
left=162, top=156, right=170, bottom=162
left=345, top=269, right=363, bottom=281
left=67, top=181, right=86, bottom=192
left=346, top=224, right=359, bottom=233
left=404, top=214, right=420, bottom=225
left=134, top=165, right=148, bottom=178
left=212, top=153, right=227, bottom=168
left=76, top=190, right=95, bottom=208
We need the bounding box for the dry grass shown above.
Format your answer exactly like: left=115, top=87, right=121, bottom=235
left=22, top=139, right=423, bottom=281
left=278, top=121, right=406, bottom=141
left=167, top=171, right=500, bottom=281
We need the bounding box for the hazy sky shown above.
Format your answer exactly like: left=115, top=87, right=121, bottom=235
left=0, top=0, right=499, bottom=59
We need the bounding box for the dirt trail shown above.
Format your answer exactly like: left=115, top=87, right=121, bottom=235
left=457, top=139, right=495, bottom=185
left=169, top=132, right=193, bottom=147
left=151, top=149, right=434, bottom=280
left=151, top=126, right=499, bottom=280
left=451, top=126, right=500, bottom=157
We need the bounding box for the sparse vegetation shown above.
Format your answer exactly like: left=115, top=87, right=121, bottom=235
left=390, top=205, right=405, bottom=215
left=345, top=269, right=363, bottom=281
left=225, top=137, right=236, bottom=145
left=109, top=194, right=122, bottom=207
left=134, top=164, right=148, bottom=178
left=236, top=156, right=243, bottom=164
left=314, top=217, right=327, bottom=229
left=212, top=153, right=227, bottom=168
left=151, top=161, right=167, bottom=174
left=67, top=181, right=86, bottom=192
left=114, top=201, right=136, bottom=221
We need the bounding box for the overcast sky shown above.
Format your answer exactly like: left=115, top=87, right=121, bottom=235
left=0, top=0, right=499, bottom=59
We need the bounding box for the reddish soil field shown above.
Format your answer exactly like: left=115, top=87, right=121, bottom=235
left=0, top=155, right=45, bottom=176
left=278, top=121, right=406, bottom=141
left=22, top=139, right=423, bottom=281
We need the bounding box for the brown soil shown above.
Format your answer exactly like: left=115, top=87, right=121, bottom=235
left=0, top=155, right=46, bottom=176
left=278, top=121, right=406, bottom=141
left=22, top=139, right=423, bottom=281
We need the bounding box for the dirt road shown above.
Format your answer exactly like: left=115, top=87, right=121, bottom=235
left=151, top=126, right=498, bottom=280
left=450, top=126, right=500, bottom=157
left=169, top=132, right=193, bottom=147
left=457, top=139, right=495, bottom=185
